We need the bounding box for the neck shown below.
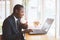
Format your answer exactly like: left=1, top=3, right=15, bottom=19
left=13, top=14, right=21, bottom=19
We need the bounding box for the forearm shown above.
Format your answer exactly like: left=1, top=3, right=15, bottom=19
left=21, top=29, right=33, bottom=33
left=21, top=24, right=28, bottom=29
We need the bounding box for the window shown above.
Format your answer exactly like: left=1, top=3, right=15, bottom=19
left=23, top=0, right=56, bottom=37
left=0, top=0, right=10, bottom=34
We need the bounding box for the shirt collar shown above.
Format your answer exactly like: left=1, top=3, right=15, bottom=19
left=14, top=16, right=18, bottom=21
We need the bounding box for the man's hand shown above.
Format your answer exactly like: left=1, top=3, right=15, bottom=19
left=22, top=29, right=33, bottom=33
left=28, top=29, right=33, bottom=32
left=20, top=22, right=28, bottom=29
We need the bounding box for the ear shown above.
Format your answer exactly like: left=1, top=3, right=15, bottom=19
left=15, top=10, right=18, bottom=13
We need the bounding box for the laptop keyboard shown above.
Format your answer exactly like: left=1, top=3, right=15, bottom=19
left=29, top=29, right=46, bottom=34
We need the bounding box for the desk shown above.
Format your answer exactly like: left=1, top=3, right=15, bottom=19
left=0, top=34, right=56, bottom=40
left=25, top=33, right=56, bottom=40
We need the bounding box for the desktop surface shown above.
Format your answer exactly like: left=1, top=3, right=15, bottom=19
left=25, top=33, right=56, bottom=40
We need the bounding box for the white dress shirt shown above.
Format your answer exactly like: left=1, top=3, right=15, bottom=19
left=14, top=16, right=18, bottom=27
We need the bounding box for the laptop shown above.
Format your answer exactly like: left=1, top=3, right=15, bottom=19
left=28, top=18, right=54, bottom=35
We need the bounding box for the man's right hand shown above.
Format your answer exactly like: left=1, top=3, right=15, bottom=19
left=24, top=29, right=33, bottom=33
left=28, top=29, right=33, bottom=32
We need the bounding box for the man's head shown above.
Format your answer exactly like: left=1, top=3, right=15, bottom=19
left=13, top=4, right=24, bottom=18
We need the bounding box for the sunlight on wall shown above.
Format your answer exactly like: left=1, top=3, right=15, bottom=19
left=43, top=0, right=56, bottom=36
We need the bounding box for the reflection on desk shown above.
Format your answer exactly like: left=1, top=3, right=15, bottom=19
left=25, top=33, right=56, bottom=40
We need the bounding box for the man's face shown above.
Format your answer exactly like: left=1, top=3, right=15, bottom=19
left=17, top=8, right=24, bottom=18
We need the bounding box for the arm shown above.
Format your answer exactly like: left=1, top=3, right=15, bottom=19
left=19, top=22, right=28, bottom=33
left=20, top=23, right=33, bottom=33
left=21, top=22, right=28, bottom=29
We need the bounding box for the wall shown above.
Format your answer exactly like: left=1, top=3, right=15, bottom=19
left=10, top=0, right=23, bottom=13
left=56, top=0, right=59, bottom=39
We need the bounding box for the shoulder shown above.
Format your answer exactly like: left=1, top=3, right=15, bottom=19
left=3, top=15, right=13, bottom=23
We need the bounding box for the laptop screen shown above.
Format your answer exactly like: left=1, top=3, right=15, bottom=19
left=41, top=18, right=54, bottom=32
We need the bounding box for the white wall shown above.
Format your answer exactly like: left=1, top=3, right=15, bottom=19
left=12, top=0, right=23, bottom=7
left=59, top=0, right=60, bottom=39
left=43, top=0, right=56, bottom=36
left=11, top=0, right=23, bottom=13
left=56, top=0, right=60, bottom=40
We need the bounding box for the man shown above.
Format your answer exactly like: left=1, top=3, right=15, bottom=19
left=2, top=4, right=28, bottom=40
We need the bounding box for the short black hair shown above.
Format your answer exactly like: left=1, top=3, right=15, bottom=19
left=13, top=4, right=24, bottom=13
